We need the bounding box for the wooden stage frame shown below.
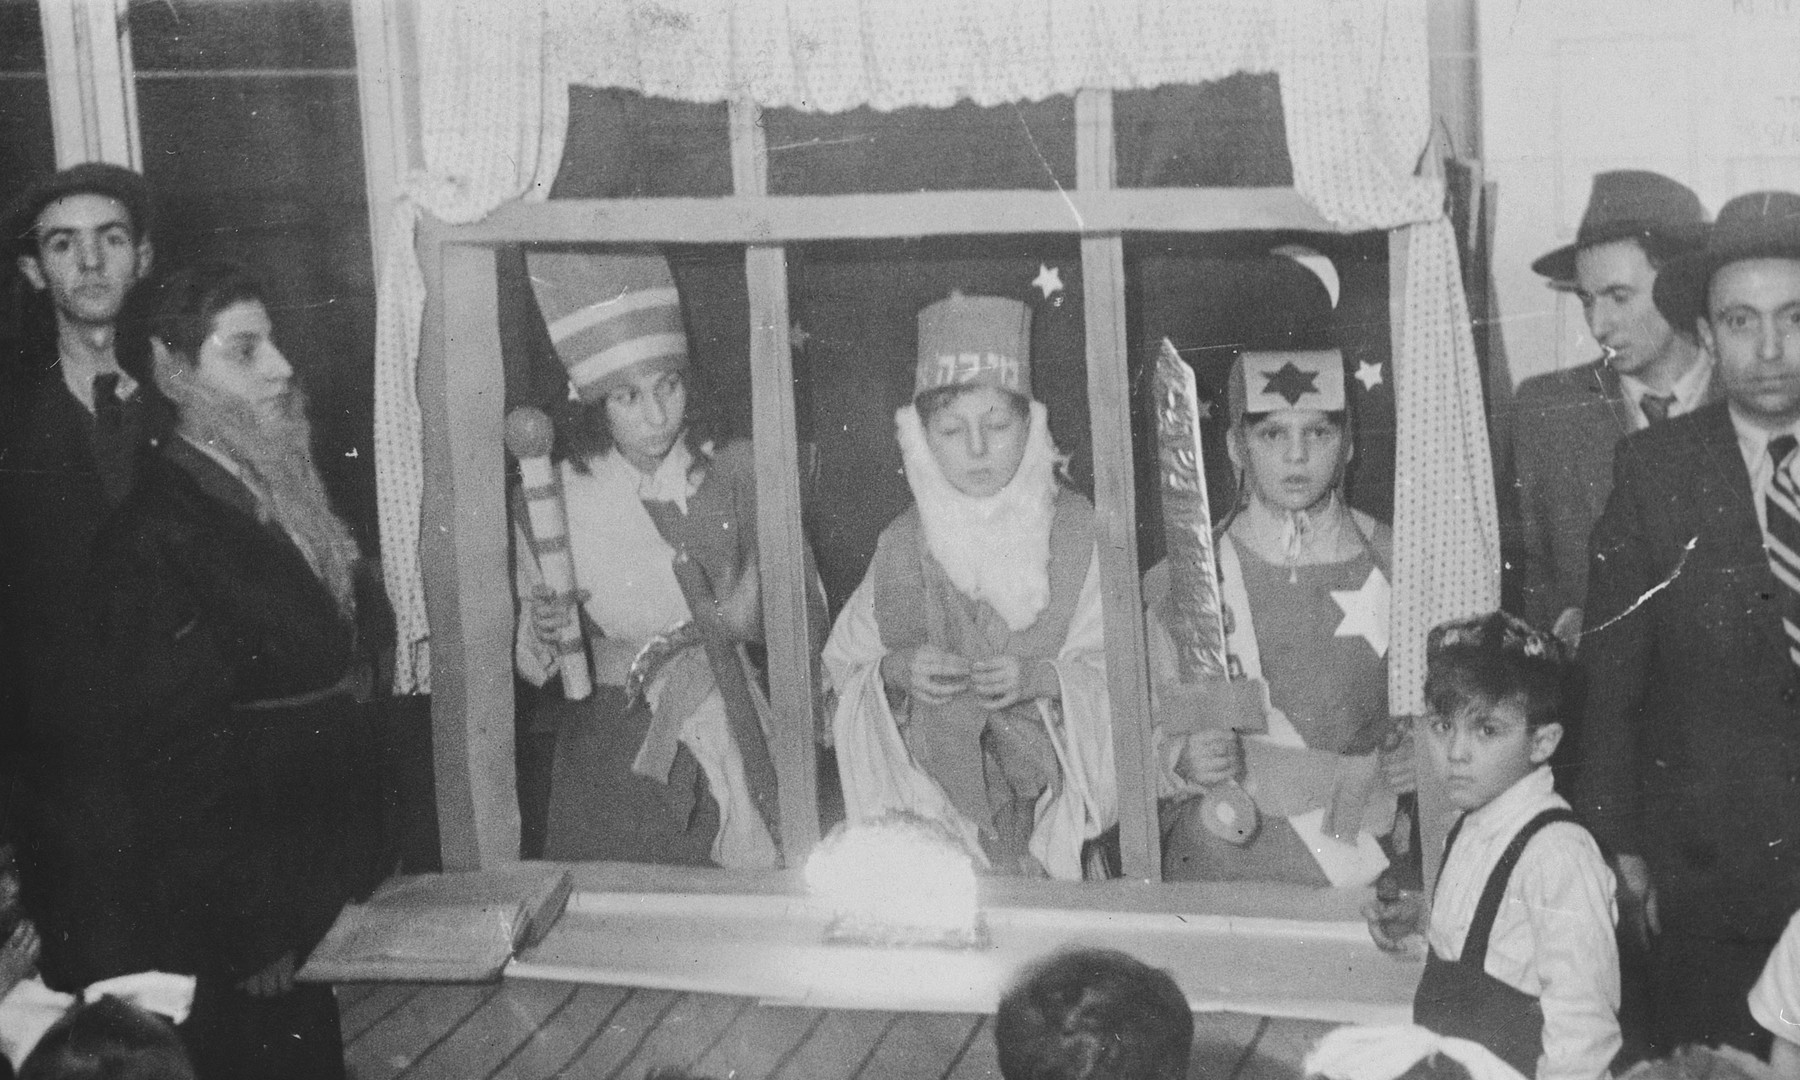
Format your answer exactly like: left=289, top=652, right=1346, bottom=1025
left=415, top=90, right=1445, bottom=898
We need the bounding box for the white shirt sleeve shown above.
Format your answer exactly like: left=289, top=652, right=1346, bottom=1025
left=1503, top=823, right=1621, bottom=1080
left=1751, top=912, right=1800, bottom=1047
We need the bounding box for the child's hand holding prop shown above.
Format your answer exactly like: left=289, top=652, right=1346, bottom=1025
left=505, top=407, right=592, bottom=700
left=1154, top=339, right=1265, bottom=844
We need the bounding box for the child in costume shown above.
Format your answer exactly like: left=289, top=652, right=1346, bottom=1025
left=1150, top=348, right=1401, bottom=887
left=515, top=249, right=816, bottom=869
left=1367, top=612, right=1619, bottom=1080
left=1750, top=910, right=1800, bottom=1079
left=822, top=293, right=1115, bottom=879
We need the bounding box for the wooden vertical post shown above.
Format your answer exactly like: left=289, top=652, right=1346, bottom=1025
left=420, top=223, right=520, bottom=869
left=731, top=100, right=823, bottom=862
left=1075, top=89, right=1160, bottom=881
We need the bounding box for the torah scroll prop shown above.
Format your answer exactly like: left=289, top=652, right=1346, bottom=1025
left=505, top=407, right=593, bottom=701
left=1154, top=339, right=1263, bottom=844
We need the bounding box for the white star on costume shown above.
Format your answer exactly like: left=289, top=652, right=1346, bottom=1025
left=1032, top=264, right=1063, bottom=298
left=1354, top=361, right=1384, bottom=391
left=1331, top=566, right=1390, bottom=657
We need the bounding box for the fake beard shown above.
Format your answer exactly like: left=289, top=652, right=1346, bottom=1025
left=895, top=400, right=1060, bottom=632
left=157, top=369, right=361, bottom=617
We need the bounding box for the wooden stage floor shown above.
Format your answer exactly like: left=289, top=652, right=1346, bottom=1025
left=339, top=980, right=1336, bottom=1080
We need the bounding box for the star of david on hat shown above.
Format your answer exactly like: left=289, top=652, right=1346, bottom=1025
left=1229, top=349, right=1346, bottom=421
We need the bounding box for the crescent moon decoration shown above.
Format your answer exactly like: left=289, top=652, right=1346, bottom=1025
left=1271, top=244, right=1340, bottom=310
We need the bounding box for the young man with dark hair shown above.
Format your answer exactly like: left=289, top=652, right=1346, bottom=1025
left=1508, top=170, right=1714, bottom=649
left=0, top=163, right=158, bottom=992
left=1579, top=189, right=1800, bottom=1055
left=995, top=947, right=1193, bottom=1080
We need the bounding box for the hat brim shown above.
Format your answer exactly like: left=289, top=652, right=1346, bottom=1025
left=1653, top=227, right=1800, bottom=334
left=6, top=165, right=152, bottom=256
left=1530, top=221, right=1709, bottom=283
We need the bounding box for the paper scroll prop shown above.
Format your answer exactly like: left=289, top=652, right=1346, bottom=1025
left=505, top=407, right=593, bottom=701
left=1155, top=339, right=1266, bottom=844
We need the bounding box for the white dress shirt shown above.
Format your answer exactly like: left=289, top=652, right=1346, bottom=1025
left=1618, top=356, right=1712, bottom=432
left=1730, top=407, right=1800, bottom=537
left=1427, top=766, right=1620, bottom=1080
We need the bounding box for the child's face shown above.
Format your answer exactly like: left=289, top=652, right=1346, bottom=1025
left=1229, top=410, right=1349, bottom=514
left=1425, top=695, right=1563, bottom=811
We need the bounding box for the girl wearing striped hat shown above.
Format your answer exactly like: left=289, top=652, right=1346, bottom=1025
left=822, top=293, right=1116, bottom=880
left=514, top=249, right=807, bottom=869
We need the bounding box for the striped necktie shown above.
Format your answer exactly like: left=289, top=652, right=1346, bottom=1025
left=1765, top=434, right=1800, bottom=669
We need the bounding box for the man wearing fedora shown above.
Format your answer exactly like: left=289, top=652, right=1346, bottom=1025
left=1578, top=190, right=1800, bottom=1055
left=1509, top=170, right=1714, bottom=648
left=0, top=163, right=159, bottom=990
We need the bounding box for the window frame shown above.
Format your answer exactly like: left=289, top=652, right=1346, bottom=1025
left=419, top=92, right=1367, bottom=883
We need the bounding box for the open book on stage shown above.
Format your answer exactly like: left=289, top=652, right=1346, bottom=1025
left=298, top=865, right=574, bottom=983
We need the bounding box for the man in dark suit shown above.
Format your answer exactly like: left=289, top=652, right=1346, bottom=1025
left=1579, top=190, right=1800, bottom=1055
left=1510, top=171, right=1713, bottom=648
left=0, top=163, right=158, bottom=989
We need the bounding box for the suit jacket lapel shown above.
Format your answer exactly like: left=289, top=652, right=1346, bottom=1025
left=1589, top=360, right=1635, bottom=439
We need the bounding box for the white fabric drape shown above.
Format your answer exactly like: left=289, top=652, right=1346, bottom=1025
left=378, top=0, right=1494, bottom=709
left=373, top=0, right=567, bottom=692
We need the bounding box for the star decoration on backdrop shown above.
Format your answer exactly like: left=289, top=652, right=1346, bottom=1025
left=790, top=321, right=811, bottom=350
left=1032, top=263, right=1063, bottom=299
left=1261, top=362, right=1320, bottom=406
left=1331, top=566, right=1391, bottom=658
left=1195, top=399, right=1214, bottom=421
left=1354, top=360, right=1384, bottom=391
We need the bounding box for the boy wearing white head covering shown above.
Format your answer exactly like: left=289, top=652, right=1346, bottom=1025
left=823, top=293, right=1116, bottom=879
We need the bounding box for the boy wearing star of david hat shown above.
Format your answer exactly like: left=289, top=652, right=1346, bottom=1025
left=1148, top=347, right=1408, bottom=888
left=822, top=292, right=1117, bottom=880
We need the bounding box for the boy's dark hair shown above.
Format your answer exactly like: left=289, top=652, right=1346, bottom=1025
left=915, top=383, right=1031, bottom=427
left=1424, top=611, right=1572, bottom=730
left=116, top=261, right=267, bottom=378
left=995, top=947, right=1193, bottom=1080
left=18, top=997, right=195, bottom=1080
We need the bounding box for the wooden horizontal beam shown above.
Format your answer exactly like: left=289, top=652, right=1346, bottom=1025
left=446, top=187, right=1334, bottom=246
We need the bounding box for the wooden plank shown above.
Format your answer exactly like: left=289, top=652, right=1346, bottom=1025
left=488, top=985, right=634, bottom=1080
left=610, top=992, right=750, bottom=1078
left=1075, top=87, right=1159, bottom=882
left=422, top=225, right=519, bottom=868
left=446, top=188, right=1336, bottom=247
left=744, top=243, right=822, bottom=865
left=341, top=983, right=425, bottom=1043
left=397, top=981, right=577, bottom=1080
left=732, top=97, right=823, bottom=865
left=771, top=1010, right=899, bottom=1080
left=344, top=983, right=494, bottom=1080
left=1235, top=1016, right=1337, bottom=1080
left=1191, top=1011, right=1271, bottom=1080
left=556, top=988, right=685, bottom=1079
left=335, top=981, right=381, bottom=1010
left=858, top=1012, right=985, bottom=1080
left=692, top=1004, right=828, bottom=1080
left=944, top=1015, right=1001, bottom=1080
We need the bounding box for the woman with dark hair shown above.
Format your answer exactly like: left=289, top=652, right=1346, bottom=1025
left=86, top=260, right=387, bottom=1080
left=18, top=997, right=195, bottom=1080
left=1148, top=348, right=1403, bottom=886
left=514, top=249, right=816, bottom=867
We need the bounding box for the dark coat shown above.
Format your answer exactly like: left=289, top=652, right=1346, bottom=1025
left=0, top=370, right=152, bottom=988
left=87, top=436, right=387, bottom=981
left=1508, top=359, right=1634, bottom=631
left=1576, top=401, right=1800, bottom=940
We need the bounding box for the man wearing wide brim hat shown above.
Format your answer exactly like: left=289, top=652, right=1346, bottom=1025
left=1578, top=190, right=1800, bottom=1056
left=1507, top=170, right=1716, bottom=648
